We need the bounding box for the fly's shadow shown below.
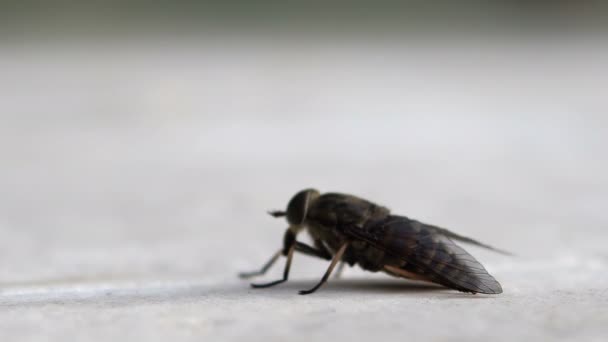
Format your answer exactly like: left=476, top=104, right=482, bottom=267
left=275, top=278, right=443, bottom=293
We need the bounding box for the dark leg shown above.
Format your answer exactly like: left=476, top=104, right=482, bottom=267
left=238, top=249, right=282, bottom=279
left=299, top=242, right=349, bottom=295
left=251, top=244, right=295, bottom=288
left=239, top=240, right=331, bottom=280
left=295, top=241, right=332, bottom=260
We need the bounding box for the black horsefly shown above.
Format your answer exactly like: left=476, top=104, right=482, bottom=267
left=239, top=189, right=509, bottom=295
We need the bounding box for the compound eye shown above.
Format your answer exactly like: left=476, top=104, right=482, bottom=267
left=286, top=189, right=314, bottom=225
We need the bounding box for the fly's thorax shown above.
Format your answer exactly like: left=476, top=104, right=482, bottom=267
left=306, top=192, right=391, bottom=229
left=305, top=221, right=347, bottom=253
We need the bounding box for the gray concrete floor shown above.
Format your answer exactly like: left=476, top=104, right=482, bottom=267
left=1, top=36, right=607, bottom=341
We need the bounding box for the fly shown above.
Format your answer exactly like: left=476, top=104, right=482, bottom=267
left=239, top=189, right=509, bottom=295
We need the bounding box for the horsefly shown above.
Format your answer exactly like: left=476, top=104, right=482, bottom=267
left=240, top=189, right=508, bottom=295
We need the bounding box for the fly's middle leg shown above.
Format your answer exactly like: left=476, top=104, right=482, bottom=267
left=299, top=242, right=349, bottom=295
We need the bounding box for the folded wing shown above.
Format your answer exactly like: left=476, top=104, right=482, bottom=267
left=420, top=221, right=513, bottom=256
left=345, top=216, right=503, bottom=294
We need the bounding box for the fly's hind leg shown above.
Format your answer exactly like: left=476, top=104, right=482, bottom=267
left=333, top=261, right=346, bottom=279
left=299, top=242, right=349, bottom=295
left=244, top=228, right=297, bottom=287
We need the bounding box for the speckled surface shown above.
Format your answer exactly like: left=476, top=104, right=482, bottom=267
left=1, top=37, right=607, bottom=341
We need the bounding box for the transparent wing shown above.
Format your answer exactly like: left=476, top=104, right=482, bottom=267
left=420, top=221, right=513, bottom=256
left=345, top=216, right=503, bottom=294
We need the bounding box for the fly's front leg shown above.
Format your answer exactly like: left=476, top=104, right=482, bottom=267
left=249, top=229, right=297, bottom=288
left=299, top=242, right=350, bottom=295
left=239, top=240, right=332, bottom=279
left=251, top=244, right=295, bottom=288
left=243, top=229, right=338, bottom=288
left=238, top=249, right=283, bottom=279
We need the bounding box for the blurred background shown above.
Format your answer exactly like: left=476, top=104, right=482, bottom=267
left=0, top=1, right=607, bottom=340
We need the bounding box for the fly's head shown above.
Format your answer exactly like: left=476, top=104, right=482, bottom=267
left=269, top=188, right=320, bottom=232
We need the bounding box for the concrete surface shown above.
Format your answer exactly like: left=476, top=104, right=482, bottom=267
left=1, top=37, right=607, bottom=341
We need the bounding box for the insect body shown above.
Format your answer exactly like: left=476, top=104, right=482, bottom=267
left=240, top=189, right=507, bottom=295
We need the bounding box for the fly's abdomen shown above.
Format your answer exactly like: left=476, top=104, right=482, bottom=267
left=348, top=240, right=387, bottom=272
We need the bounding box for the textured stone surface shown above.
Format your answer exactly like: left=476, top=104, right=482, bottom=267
left=1, top=37, right=607, bottom=341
